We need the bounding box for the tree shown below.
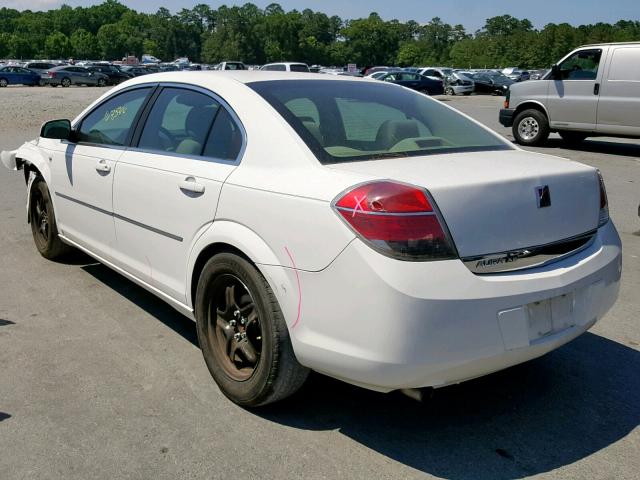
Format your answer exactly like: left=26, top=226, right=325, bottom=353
left=70, top=29, right=98, bottom=59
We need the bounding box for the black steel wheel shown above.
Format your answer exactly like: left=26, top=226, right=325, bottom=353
left=195, top=253, right=309, bottom=407
left=29, top=178, right=71, bottom=259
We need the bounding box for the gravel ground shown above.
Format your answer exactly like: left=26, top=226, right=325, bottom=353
left=0, top=85, right=638, bottom=480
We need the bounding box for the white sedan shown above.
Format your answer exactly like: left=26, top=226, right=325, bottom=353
left=1, top=71, right=621, bottom=406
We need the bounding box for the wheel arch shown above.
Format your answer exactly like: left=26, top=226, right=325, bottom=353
left=186, top=221, right=299, bottom=329
left=514, top=101, right=549, bottom=120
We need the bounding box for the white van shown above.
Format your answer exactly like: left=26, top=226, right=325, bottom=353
left=500, top=42, right=640, bottom=145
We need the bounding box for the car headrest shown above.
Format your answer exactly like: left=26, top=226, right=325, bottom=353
left=375, top=120, right=421, bottom=149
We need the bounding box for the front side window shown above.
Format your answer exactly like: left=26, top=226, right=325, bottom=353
left=77, top=87, right=152, bottom=146
left=263, top=64, right=286, bottom=71
left=559, top=49, right=602, bottom=80
left=289, top=64, right=309, bottom=72
left=249, top=80, right=511, bottom=164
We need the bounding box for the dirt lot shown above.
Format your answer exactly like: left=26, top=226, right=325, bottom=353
left=0, top=85, right=638, bottom=480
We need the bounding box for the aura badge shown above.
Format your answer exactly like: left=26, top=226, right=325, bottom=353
left=535, top=185, right=551, bottom=208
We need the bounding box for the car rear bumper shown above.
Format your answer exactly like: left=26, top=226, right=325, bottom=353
left=499, top=108, right=515, bottom=127
left=288, top=220, right=621, bottom=392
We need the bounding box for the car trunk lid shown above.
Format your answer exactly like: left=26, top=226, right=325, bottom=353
left=327, top=150, right=600, bottom=258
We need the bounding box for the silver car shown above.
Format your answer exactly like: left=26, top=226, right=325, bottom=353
left=23, top=62, right=58, bottom=86
left=500, top=42, right=640, bottom=145
left=46, top=65, right=109, bottom=87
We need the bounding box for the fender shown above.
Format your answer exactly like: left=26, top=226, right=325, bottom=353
left=2, top=141, right=54, bottom=221
left=186, top=220, right=301, bottom=330
left=514, top=100, right=550, bottom=118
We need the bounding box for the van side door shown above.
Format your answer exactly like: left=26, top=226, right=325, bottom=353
left=596, top=45, right=640, bottom=136
left=546, top=48, right=607, bottom=131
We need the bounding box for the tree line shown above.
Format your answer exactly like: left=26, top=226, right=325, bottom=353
left=1, top=0, right=639, bottom=68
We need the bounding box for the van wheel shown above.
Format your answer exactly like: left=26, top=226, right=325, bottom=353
left=29, top=178, right=72, bottom=259
left=513, top=109, right=550, bottom=146
left=559, top=131, right=588, bottom=145
left=195, top=253, right=309, bottom=407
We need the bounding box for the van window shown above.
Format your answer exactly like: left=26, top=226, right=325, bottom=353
left=559, top=49, right=602, bottom=80
left=608, top=47, right=640, bottom=81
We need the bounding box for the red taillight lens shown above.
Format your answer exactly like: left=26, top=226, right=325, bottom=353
left=333, top=181, right=457, bottom=260
left=597, top=170, right=609, bottom=227
left=47, top=71, right=56, bottom=78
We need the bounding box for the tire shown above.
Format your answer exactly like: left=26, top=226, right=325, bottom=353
left=61, top=77, right=71, bottom=87
left=445, top=87, right=455, bottom=96
left=0, top=78, right=8, bottom=88
left=512, top=109, right=550, bottom=146
left=38, top=79, right=46, bottom=86
left=195, top=253, right=309, bottom=407
left=559, top=131, right=588, bottom=145
left=97, top=78, right=106, bottom=87
left=29, top=178, right=72, bottom=260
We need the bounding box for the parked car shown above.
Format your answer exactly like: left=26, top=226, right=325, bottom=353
left=260, top=62, right=310, bottom=72
left=443, top=72, right=475, bottom=96
left=529, top=69, right=550, bottom=80
left=1, top=71, right=621, bottom=407
left=362, top=66, right=392, bottom=76
left=501, top=42, right=640, bottom=145
left=23, top=62, right=58, bottom=86
left=377, top=71, right=444, bottom=95
left=159, top=63, right=179, bottom=72
left=0, top=66, right=41, bottom=87
left=213, top=61, right=247, bottom=71
left=418, top=67, right=454, bottom=79
left=119, top=65, right=152, bottom=77
left=502, top=67, right=530, bottom=82
left=464, top=71, right=514, bottom=95
left=87, top=64, right=133, bottom=85
left=46, top=66, right=109, bottom=87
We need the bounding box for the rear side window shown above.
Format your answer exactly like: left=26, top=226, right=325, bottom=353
left=78, top=87, right=152, bottom=146
left=138, top=88, right=220, bottom=156
left=249, top=79, right=511, bottom=164
left=263, top=64, right=286, bottom=71
left=202, top=109, right=243, bottom=161
left=607, top=47, right=640, bottom=81
left=289, top=64, right=309, bottom=72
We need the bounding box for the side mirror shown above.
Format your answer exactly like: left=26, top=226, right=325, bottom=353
left=40, top=119, right=72, bottom=141
left=551, top=64, right=560, bottom=79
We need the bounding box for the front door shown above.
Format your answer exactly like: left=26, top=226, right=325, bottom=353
left=112, top=86, right=243, bottom=302
left=46, top=86, right=154, bottom=260
left=546, top=48, right=605, bottom=131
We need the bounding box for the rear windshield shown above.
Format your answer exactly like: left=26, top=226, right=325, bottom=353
left=249, top=80, right=511, bottom=164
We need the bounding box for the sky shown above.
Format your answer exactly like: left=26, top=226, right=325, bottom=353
left=2, top=0, right=639, bottom=32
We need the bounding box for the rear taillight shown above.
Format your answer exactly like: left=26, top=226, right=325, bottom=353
left=597, top=170, right=609, bottom=227
left=332, top=181, right=457, bottom=261
left=47, top=71, right=56, bottom=78
left=504, top=89, right=510, bottom=108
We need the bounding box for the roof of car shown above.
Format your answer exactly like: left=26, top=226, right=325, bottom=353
left=123, top=70, right=370, bottom=86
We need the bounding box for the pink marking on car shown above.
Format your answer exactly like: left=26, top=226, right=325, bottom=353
left=285, top=246, right=302, bottom=329
left=352, top=194, right=366, bottom=217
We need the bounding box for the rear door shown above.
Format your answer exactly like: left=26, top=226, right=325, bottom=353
left=546, top=48, right=606, bottom=131
left=112, top=85, right=243, bottom=302
left=596, top=45, right=640, bottom=136
left=46, top=86, right=154, bottom=260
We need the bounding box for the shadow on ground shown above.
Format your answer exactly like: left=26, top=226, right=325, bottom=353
left=531, top=138, right=640, bottom=158
left=80, top=263, right=639, bottom=480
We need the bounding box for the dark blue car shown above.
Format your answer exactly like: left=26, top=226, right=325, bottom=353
left=0, top=66, right=41, bottom=87
left=377, top=71, right=444, bottom=95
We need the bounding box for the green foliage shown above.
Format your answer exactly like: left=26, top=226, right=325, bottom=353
left=0, top=1, right=638, bottom=68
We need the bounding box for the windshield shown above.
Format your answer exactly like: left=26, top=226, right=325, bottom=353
left=249, top=80, right=511, bottom=164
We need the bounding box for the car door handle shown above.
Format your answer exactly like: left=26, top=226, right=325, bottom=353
left=179, top=176, right=205, bottom=194
left=594, top=83, right=600, bottom=95
left=95, top=160, right=111, bottom=173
